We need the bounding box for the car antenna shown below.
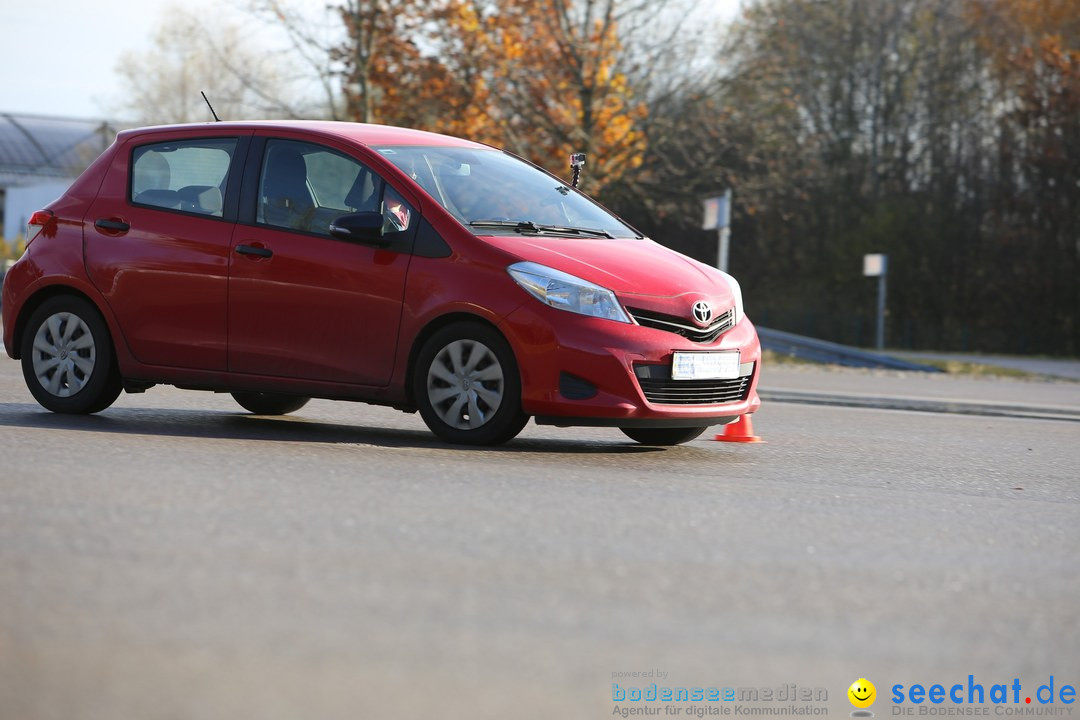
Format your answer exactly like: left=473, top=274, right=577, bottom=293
left=570, top=152, right=586, bottom=188
left=201, top=91, right=221, bottom=122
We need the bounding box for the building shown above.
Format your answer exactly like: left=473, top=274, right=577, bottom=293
left=0, top=113, right=118, bottom=246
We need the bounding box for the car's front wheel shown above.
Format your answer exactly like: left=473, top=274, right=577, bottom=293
left=231, top=392, right=310, bottom=416
left=413, top=322, right=528, bottom=445
left=620, top=426, right=707, bottom=446
left=20, top=295, right=122, bottom=414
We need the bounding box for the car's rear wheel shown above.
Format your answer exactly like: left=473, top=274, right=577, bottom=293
left=620, top=426, right=707, bottom=446
left=231, top=392, right=310, bottom=416
left=20, top=295, right=122, bottom=414
left=413, top=322, right=528, bottom=445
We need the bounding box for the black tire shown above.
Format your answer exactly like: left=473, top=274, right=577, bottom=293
left=620, top=426, right=708, bottom=446
left=413, top=322, right=528, bottom=445
left=20, top=295, right=122, bottom=414
left=231, top=392, right=310, bottom=416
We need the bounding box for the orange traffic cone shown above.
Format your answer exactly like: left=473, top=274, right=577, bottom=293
left=714, top=414, right=764, bottom=443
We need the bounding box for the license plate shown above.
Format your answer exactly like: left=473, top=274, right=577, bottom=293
left=671, top=351, right=741, bottom=380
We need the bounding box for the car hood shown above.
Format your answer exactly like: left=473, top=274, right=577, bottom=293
left=480, top=234, right=736, bottom=311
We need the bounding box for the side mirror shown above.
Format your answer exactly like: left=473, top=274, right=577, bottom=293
left=329, top=212, right=389, bottom=246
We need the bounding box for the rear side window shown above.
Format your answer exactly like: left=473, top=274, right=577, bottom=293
left=130, top=138, right=237, bottom=217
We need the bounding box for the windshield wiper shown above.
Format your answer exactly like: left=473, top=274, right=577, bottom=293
left=470, top=219, right=615, bottom=239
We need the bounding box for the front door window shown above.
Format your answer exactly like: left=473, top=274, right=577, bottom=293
left=257, top=139, right=414, bottom=237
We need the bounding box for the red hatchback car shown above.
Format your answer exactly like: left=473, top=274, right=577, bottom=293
left=2, top=121, right=760, bottom=445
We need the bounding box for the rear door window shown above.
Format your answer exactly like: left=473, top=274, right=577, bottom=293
left=130, top=139, right=237, bottom=217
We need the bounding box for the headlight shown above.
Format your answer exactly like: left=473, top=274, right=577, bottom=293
left=508, top=261, right=630, bottom=323
left=719, top=271, right=745, bottom=325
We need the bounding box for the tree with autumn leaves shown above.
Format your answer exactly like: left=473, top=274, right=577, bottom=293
left=119, top=0, right=656, bottom=193
left=973, top=0, right=1080, bottom=354
left=333, top=0, right=648, bottom=193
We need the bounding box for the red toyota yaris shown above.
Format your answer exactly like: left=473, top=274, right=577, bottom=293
left=2, top=121, right=760, bottom=445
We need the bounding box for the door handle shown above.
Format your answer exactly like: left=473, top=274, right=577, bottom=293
left=94, top=218, right=130, bottom=233
left=236, top=244, right=273, bottom=258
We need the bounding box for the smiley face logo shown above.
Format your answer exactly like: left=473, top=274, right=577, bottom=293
left=848, top=678, right=876, bottom=709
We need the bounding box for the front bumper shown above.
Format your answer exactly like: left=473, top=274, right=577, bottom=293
left=499, top=303, right=761, bottom=428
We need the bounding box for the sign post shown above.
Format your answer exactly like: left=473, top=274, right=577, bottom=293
left=703, top=190, right=732, bottom=272
left=863, top=253, right=888, bottom=350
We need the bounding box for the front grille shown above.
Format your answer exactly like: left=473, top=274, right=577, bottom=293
left=634, top=362, right=754, bottom=405
left=626, top=306, right=736, bottom=343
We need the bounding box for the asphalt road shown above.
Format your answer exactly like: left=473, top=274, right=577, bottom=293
left=0, top=355, right=1077, bottom=720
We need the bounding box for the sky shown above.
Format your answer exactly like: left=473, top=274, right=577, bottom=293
left=1, top=0, right=253, bottom=119
left=0, top=0, right=745, bottom=121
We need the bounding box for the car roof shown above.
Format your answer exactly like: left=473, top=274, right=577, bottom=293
left=114, top=120, right=490, bottom=149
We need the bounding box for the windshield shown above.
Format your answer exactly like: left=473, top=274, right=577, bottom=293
left=372, top=145, right=640, bottom=238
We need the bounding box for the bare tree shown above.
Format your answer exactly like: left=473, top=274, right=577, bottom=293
left=112, top=7, right=306, bottom=125
left=246, top=0, right=350, bottom=120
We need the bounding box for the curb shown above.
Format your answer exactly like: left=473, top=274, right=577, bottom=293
left=760, top=389, right=1080, bottom=423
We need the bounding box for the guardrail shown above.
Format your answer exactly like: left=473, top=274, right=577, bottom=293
left=757, top=326, right=944, bottom=372
left=759, top=387, right=1080, bottom=422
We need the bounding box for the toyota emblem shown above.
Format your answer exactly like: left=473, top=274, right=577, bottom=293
left=692, top=301, right=712, bottom=325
